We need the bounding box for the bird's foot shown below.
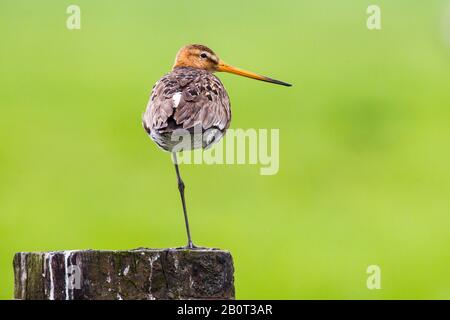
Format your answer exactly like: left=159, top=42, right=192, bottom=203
left=176, top=242, right=213, bottom=250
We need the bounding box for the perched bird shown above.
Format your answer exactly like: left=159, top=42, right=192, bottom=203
left=143, top=44, right=291, bottom=248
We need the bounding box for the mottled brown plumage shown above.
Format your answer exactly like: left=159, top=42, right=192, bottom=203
left=143, top=66, right=231, bottom=151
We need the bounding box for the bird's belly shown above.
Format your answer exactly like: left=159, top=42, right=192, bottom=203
left=148, top=127, right=225, bottom=152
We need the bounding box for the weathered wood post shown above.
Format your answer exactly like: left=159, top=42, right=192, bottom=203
left=13, top=248, right=234, bottom=300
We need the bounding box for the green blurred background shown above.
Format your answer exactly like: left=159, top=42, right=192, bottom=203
left=1, top=0, right=450, bottom=299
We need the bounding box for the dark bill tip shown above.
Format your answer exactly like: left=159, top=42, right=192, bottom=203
left=264, top=77, right=292, bottom=87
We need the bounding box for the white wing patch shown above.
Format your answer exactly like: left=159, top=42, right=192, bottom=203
left=172, top=92, right=182, bottom=108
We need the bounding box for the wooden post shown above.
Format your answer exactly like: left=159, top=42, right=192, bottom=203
left=13, top=248, right=234, bottom=300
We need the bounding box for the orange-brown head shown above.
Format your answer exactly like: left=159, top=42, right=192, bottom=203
left=173, top=44, right=291, bottom=87
left=173, top=44, right=219, bottom=72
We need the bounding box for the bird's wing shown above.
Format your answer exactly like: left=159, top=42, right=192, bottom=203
left=143, top=68, right=231, bottom=134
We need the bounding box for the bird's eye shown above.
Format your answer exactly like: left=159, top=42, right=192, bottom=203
left=200, top=53, right=208, bottom=59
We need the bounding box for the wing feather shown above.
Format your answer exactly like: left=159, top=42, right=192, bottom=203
left=143, top=67, right=231, bottom=136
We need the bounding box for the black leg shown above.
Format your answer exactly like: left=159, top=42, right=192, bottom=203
left=172, top=152, right=195, bottom=249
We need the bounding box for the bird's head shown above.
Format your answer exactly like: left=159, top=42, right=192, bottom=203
left=173, top=44, right=219, bottom=72
left=173, top=44, right=291, bottom=87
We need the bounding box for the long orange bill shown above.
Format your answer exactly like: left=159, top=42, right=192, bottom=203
left=217, top=61, right=292, bottom=87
